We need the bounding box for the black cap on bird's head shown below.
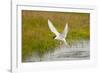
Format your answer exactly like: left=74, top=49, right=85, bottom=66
left=53, top=35, right=56, bottom=39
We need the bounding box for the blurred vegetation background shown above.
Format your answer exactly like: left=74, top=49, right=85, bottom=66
left=22, top=10, right=90, bottom=62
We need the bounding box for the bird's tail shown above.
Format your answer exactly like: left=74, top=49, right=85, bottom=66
left=63, top=39, right=69, bottom=47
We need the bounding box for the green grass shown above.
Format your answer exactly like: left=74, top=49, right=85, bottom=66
left=22, top=10, right=90, bottom=62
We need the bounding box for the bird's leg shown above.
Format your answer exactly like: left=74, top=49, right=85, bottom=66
left=59, top=41, right=63, bottom=48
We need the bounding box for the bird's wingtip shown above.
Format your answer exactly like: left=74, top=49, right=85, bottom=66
left=48, top=19, right=50, bottom=22
left=66, top=23, right=68, bottom=25
left=65, top=23, right=68, bottom=27
left=48, top=19, right=52, bottom=24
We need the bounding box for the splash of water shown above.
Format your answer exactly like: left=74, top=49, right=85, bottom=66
left=25, top=40, right=90, bottom=62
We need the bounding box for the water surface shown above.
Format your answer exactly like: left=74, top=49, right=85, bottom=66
left=25, top=40, right=90, bottom=62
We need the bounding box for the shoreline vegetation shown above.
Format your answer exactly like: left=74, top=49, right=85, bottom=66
left=22, top=10, right=90, bottom=62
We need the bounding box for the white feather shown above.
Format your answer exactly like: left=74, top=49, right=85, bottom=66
left=62, top=23, right=68, bottom=38
left=48, top=19, right=59, bottom=36
left=63, top=39, right=69, bottom=47
left=48, top=19, right=69, bottom=47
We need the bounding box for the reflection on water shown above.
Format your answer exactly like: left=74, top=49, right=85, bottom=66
left=25, top=40, right=90, bottom=62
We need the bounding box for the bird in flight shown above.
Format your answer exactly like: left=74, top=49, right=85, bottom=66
left=48, top=19, right=69, bottom=47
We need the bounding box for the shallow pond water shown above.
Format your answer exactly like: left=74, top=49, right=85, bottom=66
left=25, top=40, right=90, bottom=62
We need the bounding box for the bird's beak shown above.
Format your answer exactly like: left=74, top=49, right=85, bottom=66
left=53, top=35, right=56, bottom=39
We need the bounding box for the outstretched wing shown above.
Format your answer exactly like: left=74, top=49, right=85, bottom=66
left=48, top=19, right=59, bottom=36
left=62, top=23, right=68, bottom=38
